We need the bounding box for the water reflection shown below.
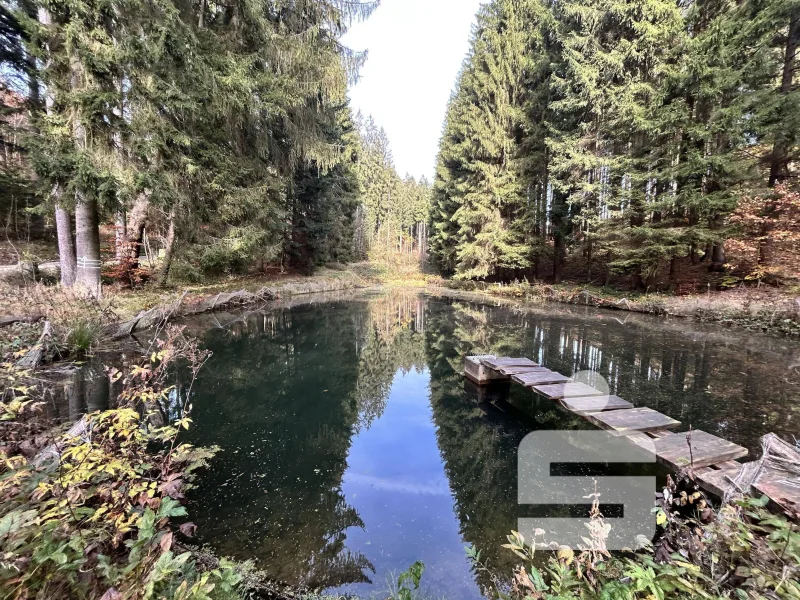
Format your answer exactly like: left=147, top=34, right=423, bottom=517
left=39, top=359, right=115, bottom=423
left=175, top=290, right=799, bottom=599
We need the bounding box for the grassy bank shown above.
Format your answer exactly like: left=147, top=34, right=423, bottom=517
left=436, top=279, right=800, bottom=336
left=2, top=260, right=799, bottom=375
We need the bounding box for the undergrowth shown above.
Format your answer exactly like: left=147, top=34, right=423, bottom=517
left=0, top=326, right=249, bottom=599
left=466, top=484, right=799, bottom=599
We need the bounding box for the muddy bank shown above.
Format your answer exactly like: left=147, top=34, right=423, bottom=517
left=110, top=275, right=368, bottom=338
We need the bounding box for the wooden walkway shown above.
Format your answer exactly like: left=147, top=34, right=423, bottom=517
left=464, top=355, right=798, bottom=511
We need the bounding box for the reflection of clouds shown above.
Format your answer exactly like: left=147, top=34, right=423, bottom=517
left=344, top=472, right=451, bottom=496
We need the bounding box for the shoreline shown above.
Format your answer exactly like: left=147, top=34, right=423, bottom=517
left=2, top=265, right=799, bottom=347
left=433, top=280, right=800, bottom=336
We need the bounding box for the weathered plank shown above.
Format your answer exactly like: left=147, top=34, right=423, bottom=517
left=532, top=382, right=605, bottom=400
left=559, top=395, right=634, bottom=414
left=481, top=357, right=539, bottom=370
left=585, top=407, right=681, bottom=436
left=754, top=468, right=800, bottom=519
left=497, top=365, right=550, bottom=376
left=626, top=432, right=657, bottom=453
left=696, top=463, right=746, bottom=498
left=653, top=430, right=748, bottom=470
left=512, top=370, right=571, bottom=386
left=465, top=355, right=507, bottom=384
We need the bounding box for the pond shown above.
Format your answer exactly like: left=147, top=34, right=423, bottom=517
left=52, top=290, right=797, bottom=597
left=148, top=289, right=799, bottom=599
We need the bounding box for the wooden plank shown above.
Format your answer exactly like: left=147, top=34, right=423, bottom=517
left=717, top=460, right=743, bottom=469
left=625, top=432, right=657, bottom=453
left=585, top=407, right=681, bottom=436
left=754, top=467, right=800, bottom=519
left=481, top=357, right=539, bottom=370
left=496, top=365, right=549, bottom=376
left=512, top=370, right=571, bottom=386
left=559, top=395, right=633, bottom=414
left=532, top=382, right=605, bottom=400
left=653, top=430, right=748, bottom=470
left=696, top=463, right=746, bottom=498
left=465, top=355, right=507, bottom=384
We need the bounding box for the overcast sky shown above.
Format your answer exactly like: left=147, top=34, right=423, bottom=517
left=341, top=0, right=485, bottom=181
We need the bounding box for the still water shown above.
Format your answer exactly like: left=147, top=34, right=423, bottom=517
left=172, top=290, right=799, bottom=599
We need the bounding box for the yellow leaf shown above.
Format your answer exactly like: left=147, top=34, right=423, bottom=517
left=656, top=510, right=668, bottom=527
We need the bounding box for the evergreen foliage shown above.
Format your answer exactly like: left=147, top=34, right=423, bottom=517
left=5, top=0, right=425, bottom=289
left=353, top=112, right=431, bottom=260
left=431, top=0, right=800, bottom=287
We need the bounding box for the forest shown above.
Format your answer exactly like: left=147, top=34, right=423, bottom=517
left=2, top=0, right=800, bottom=297
left=1, top=0, right=799, bottom=598
left=0, top=0, right=429, bottom=293
left=430, top=0, right=800, bottom=290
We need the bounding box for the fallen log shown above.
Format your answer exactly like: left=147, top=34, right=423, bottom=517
left=16, top=321, right=58, bottom=369
left=0, top=313, right=45, bottom=328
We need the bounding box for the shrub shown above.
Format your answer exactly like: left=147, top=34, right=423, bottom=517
left=0, top=326, right=243, bottom=600
left=471, top=488, right=800, bottom=600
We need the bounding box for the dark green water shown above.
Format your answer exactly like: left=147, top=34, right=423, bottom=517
left=172, top=290, right=799, bottom=599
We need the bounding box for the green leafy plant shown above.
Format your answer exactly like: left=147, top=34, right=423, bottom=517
left=395, top=561, right=426, bottom=600
left=0, top=327, right=239, bottom=599
left=471, top=486, right=800, bottom=599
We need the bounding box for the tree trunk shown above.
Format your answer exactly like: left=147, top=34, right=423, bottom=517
left=553, top=234, right=564, bottom=283
left=75, top=196, right=102, bottom=296
left=115, top=209, right=127, bottom=259
left=157, top=214, right=176, bottom=287
left=669, top=256, right=680, bottom=292
left=124, top=193, right=150, bottom=266
left=586, top=239, right=593, bottom=282
left=769, top=7, right=800, bottom=187
left=710, top=243, right=725, bottom=271
left=551, top=185, right=566, bottom=283
left=55, top=202, right=77, bottom=286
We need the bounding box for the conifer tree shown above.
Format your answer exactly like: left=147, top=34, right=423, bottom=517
left=23, top=0, right=379, bottom=287
left=432, top=0, right=798, bottom=286
left=431, top=1, right=534, bottom=279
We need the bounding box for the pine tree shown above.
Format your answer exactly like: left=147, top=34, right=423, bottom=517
left=287, top=103, right=361, bottom=272
left=24, top=0, right=379, bottom=287
left=431, top=0, right=535, bottom=280
left=432, top=0, right=796, bottom=287
left=430, top=88, right=470, bottom=274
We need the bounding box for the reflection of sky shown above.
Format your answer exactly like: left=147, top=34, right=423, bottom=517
left=334, top=368, right=483, bottom=600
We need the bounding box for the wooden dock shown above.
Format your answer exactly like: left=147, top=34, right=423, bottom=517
left=463, top=355, right=799, bottom=512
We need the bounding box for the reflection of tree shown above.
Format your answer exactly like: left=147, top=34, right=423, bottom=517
left=430, top=296, right=800, bottom=454
left=178, top=292, right=432, bottom=589
left=180, top=302, right=373, bottom=589
left=424, top=299, right=525, bottom=594
left=172, top=291, right=797, bottom=595
left=424, top=298, right=796, bottom=594
left=423, top=300, right=591, bottom=593
left=353, top=290, right=428, bottom=430
left=55, top=359, right=111, bottom=421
